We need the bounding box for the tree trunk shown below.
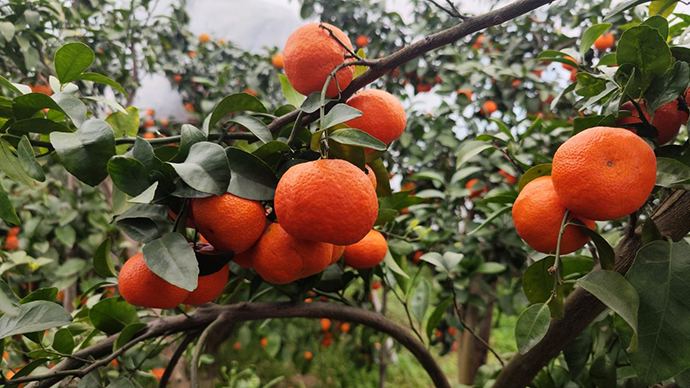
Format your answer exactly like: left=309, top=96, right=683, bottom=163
left=458, top=304, right=478, bottom=385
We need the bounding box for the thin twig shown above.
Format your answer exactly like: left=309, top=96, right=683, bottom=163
left=159, top=331, right=199, bottom=388
left=319, top=23, right=363, bottom=60
left=190, top=315, right=226, bottom=388
left=493, top=142, right=525, bottom=175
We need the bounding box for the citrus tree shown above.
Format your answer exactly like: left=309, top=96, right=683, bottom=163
left=1, top=0, right=690, bottom=388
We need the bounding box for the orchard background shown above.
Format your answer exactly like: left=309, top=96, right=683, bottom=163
left=1, top=0, right=690, bottom=387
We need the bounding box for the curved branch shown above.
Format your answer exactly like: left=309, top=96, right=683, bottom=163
left=29, top=302, right=451, bottom=388
left=494, top=190, right=690, bottom=388
left=159, top=331, right=199, bottom=388
left=266, top=0, right=555, bottom=133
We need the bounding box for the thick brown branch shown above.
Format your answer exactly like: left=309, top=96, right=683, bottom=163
left=266, top=0, right=555, bottom=133
left=29, top=302, right=451, bottom=388
left=493, top=190, right=690, bottom=388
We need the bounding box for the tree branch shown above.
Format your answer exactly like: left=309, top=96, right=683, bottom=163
left=493, top=190, right=690, bottom=388
left=29, top=302, right=451, bottom=388
left=266, top=0, right=555, bottom=134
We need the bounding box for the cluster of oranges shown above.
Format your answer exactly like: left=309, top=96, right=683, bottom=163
left=513, top=126, right=657, bottom=254
left=3, top=227, right=19, bottom=251
left=119, top=22, right=407, bottom=309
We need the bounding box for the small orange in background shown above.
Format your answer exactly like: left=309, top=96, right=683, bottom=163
left=448, top=327, right=456, bottom=336
left=244, top=88, right=258, bottom=97
left=466, top=178, right=487, bottom=199
left=184, top=103, right=195, bottom=112
left=31, top=84, right=52, bottom=96
left=435, top=75, right=442, bottom=85
left=218, top=38, right=227, bottom=45
left=570, top=69, right=578, bottom=83
left=118, top=253, right=190, bottom=309
left=173, top=74, right=182, bottom=83
left=371, top=281, right=382, bottom=290
left=562, top=55, right=577, bottom=71
left=343, top=230, right=387, bottom=269
left=593, top=33, right=615, bottom=51
left=401, top=181, right=415, bottom=192
left=511, top=79, right=521, bottom=87
left=192, top=193, right=266, bottom=254
left=260, top=337, right=268, bottom=348
left=322, top=337, right=332, bottom=347
left=145, top=109, right=155, bottom=117
left=456, top=89, right=472, bottom=100
left=304, top=298, right=313, bottom=303
left=151, top=368, right=165, bottom=380
left=481, top=100, right=498, bottom=115
left=435, top=331, right=443, bottom=339
left=5, top=369, right=15, bottom=379
left=3, top=351, right=8, bottom=359
left=513, top=176, right=595, bottom=254
left=412, top=250, right=423, bottom=263
left=233, top=341, right=241, bottom=350
left=472, top=34, right=485, bottom=49
left=356, top=35, right=369, bottom=47
left=4, top=235, right=19, bottom=251
left=272, top=53, right=284, bottom=69
left=533, top=69, right=543, bottom=77
left=110, top=359, right=119, bottom=367
left=143, top=119, right=155, bottom=128
left=199, top=33, right=211, bottom=43
left=551, top=126, right=657, bottom=221
left=304, top=350, right=313, bottom=360
left=340, top=322, right=351, bottom=333
left=188, top=51, right=196, bottom=58
left=416, top=83, right=433, bottom=93
left=498, top=169, right=517, bottom=185
left=160, top=118, right=169, bottom=128
left=320, top=318, right=332, bottom=332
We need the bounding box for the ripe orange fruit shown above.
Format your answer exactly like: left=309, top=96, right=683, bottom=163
left=343, top=230, right=387, bottom=269
left=466, top=178, right=487, bottom=199
left=260, top=337, right=268, bottom=348
left=274, top=159, right=378, bottom=245
left=512, top=176, right=595, bottom=254
left=151, top=368, right=165, bottom=380
left=499, top=169, right=517, bottom=185
left=284, top=23, right=354, bottom=97
left=363, top=165, right=377, bottom=189
left=511, top=79, right=521, bottom=87
left=593, top=33, right=615, bottom=51
left=252, top=223, right=332, bottom=284
left=145, top=109, right=155, bottom=117
left=304, top=350, right=313, bottom=360
left=345, top=90, right=407, bottom=149
left=192, top=193, right=265, bottom=254
left=533, top=69, right=543, bottom=77
left=456, top=89, right=472, bottom=100
left=617, top=100, right=688, bottom=144
left=233, top=250, right=254, bottom=269
left=412, top=250, right=423, bottom=263
left=173, top=74, right=182, bottom=83
left=30, top=84, right=52, bottom=96
left=340, top=322, right=351, bottom=332
left=320, top=318, right=332, bottom=331
left=552, top=126, right=657, bottom=221
left=199, top=33, right=211, bottom=43
left=183, top=245, right=229, bottom=305
left=4, top=235, right=19, bottom=251
left=472, top=34, right=485, bottom=49
left=481, top=100, right=498, bottom=115
left=160, top=118, right=169, bottom=128
left=184, top=103, right=195, bottom=112
left=356, top=35, right=369, bottom=47
left=272, top=53, right=284, bottom=69
left=244, top=88, right=258, bottom=97
left=570, top=69, right=578, bottom=83
left=448, top=327, right=456, bottom=336
left=233, top=341, right=241, bottom=350
left=371, top=281, right=382, bottom=290
left=188, top=51, right=196, bottom=58
left=118, top=253, right=190, bottom=308
left=143, top=119, right=155, bottom=128
left=416, top=83, right=433, bottom=93
left=330, top=245, right=345, bottom=264
left=562, top=56, right=577, bottom=71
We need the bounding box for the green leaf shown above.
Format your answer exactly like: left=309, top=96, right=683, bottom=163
left=624, top=240, right=690, bottom=384
left=575, top=73, right=608, bottom=97
left=207, top=93, right=268, bottom=131
left=52, top=93, right=88, bottom=128
left=522, top=256, right=569, bottom=317
left=107, top=156, right=150, bottom=197
left=52, top=328, right=75, bottom=354
left=616, top=25, right=672, bottom=91
left=0, top=75, right=22, bottom=96
left=353, top=48, right=368, bottom=78
left=20, top=287, right=58, bottom=304
left=581, top=24, right=612, bottom=57
left=410, top=279, right=430, bottom=324
left=54, top=42, right=95, bottom=83
left=17, top=136, right=45, bottom=181
left=649, top=0, right=676, bottom=18
left=106, top=107, right=139, bottom=138
left=321, top=104, right=362, bottom=129
left=7, top=358, right=49, bottom=382
left=173, top=124, right=206, bottom=162
left=8, top=118, right=72, bottom=135
left=129, top=182, right=158, bottom=204
left=515, top=303, right=551, bottom=354
left=475, top=262, right=506, bottom=275
left=564, top=327, right=593, bottom=378
left=226, top=147, right=278, bottom=201
left=13, top=93, right=63, bottom=119
left=0, top=21, right=15, bottom=41
left=467, top=206, right=512, bottom=235
left=518, top=164, right=552, bottom=192
left=0, top=138, right=35, bottom=188
left=641, top=15, right=670, bottom=40
left=301, top=92, right=330, bottom=114
left=577, top=270, right=639, bottom=351
left=50, top=119, right=116, bottom=186
left=641, top=218, right=663, bottom=244
left=278, top=74, right=305, bottom=107
left=0, top=301, right=72, bottom=339
left=89, top=297, right=139, bottom=335
left=426, top=298, right=453, bottom=342
left=569, top=221, right=615, bottom=270
left=645, top=61, right=689, bottom=114
left=369, top=158, right=392, bottom=197
left=419, top=252, right=463, bottom=274
left=383, top=249, right=409, bottom=279
left=226, top=116, right=272, bottom=143
left=266, top=332, right=282, bottom=358
left=456, top=141, right=493, bottom=167
left=656, top=157, right=690, bottom=189
left=329, top=128, right=387, bottom=151
left=76, top=72, right=127, bottom=97
left=590, top=355, right=617, bottom=388
left=604, top=0, right=653, bottom=21
left=169, top=142, right=230, bottom=196
left=113, top=322, right=147, bottom=350
left=93, top=238, right=117, bottom=278
left=0, top=181, right=20, bottom=225
left=143, top=233, right=198, bottom=291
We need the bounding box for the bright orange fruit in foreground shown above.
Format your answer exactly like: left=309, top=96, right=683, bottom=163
left=365, top=165, right=377, bottom=189
left=232, top=250, right=254, bottom=269
left=593, top=33, right=614, bottom=51
left=552, top=126, right=657, bottom=221
left=330, top=245, right=346, bottom=264
left=272, top=53, right=284, bottom=69
left=344, top=230, right=387, bottom=269
left=512, top=176, right=595, bottom=254
left=252, top=223, right=332, bottom=284
left=345, top=89, right=407, bottom=149
left=118, top=253, right=190, bottom=308
left=192, top=193, right=266, bottom=254
left=199, top=33, right=211, bottom=43
left=283, top=23, right=354, bottom=97
left=562, top=56, right=577, bottom=71
left=320, top=318, right=332, bottom=331
left=481, top=100, right=498, bottom=115
left=617, top=100, right=687, bottom=144
left=183, top=245, right=229, bottom=305
left=274, top=159, right=379, bottom=245
left=356, top=35, right=369, bottom=47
